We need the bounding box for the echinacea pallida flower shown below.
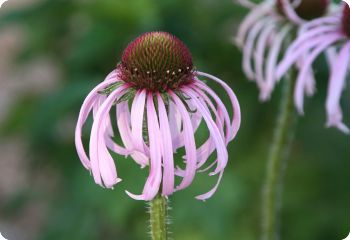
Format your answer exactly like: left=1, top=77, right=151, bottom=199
left=236, top=0, right=330, bottom=101
left=276, top=4, right=350, bottom=133
left=75, top=32, right=241, bottom=201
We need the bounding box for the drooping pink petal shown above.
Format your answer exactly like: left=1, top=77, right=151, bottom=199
left=279, top=0, right=305, bottom=25
left=254, top=21, right=276, bottom=90
left=299, top=16, right=341, bottom=33
left=156, top=93, right=175, bottom=196
left=130, top=90, right=149, bottom=154
left=236, top=1, right=273, bottom=46
left=326, top=42, right=350, bottom=133
left=75, top=71, right=120, bottom=170
left=192, top=81, right=230, bottom=143
left=189, top=86, right=227, bottom=172
left=126, top=92, right=162, bottom=200
left=262, top=24, right=292, bottom=100
left=168, top=101, right=184, bottom=150
left=181, top=87, right=228, bottom=175
left=169, top=91, right=197, bottom=190
left=196, top=71, right=241, bottom=140
left=89, top=85, right=127, bottom=187
left=169, top=100, right=202, bottom=152
left=93, top=95, right=119, bottom=152
left=117, top=102, right=149, bottom=167
left=192, top=83, right=230, bottom=141
left=294, top=34, right=345, bottom=114
left=286, top=25, right=340, bottom=57
left=276, top=33, right=345, bottom=80
left=242, top=19, right=270, bottom=80
left=195, top=171, right=223, bottom=201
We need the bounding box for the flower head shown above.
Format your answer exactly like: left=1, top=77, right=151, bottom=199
left=117, top=32, right=194, bottom=92
left=75, top=32, right=241, bottom=201
left=236, top=0, right=331, bottom=100
left=276, top=4, right=350, bottom=133
left=276, top=0, right=329, bottom=20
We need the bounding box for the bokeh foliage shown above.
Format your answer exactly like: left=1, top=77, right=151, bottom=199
left=0, top=0, right=349, bottom=239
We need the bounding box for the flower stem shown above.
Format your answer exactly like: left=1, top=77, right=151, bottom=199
left=261, top=73, right=297, bottom=240
left=149, top=194, right=168, bottom=240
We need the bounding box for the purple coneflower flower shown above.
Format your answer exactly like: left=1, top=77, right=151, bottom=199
left=75, top=32, right=241, bottom=201
left=276, top=4, right=350, bottom=133
left=236, top=0, right=330, bottom=100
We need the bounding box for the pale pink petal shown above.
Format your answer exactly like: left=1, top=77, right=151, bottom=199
left=93, top=95, right=116, bottom=150
left=195, top=171, right=223, bottom=201
left=75, top=71, right=120, bottom=169
left=192, top=83, right=230, bottom=141
left=117, top=102, right=149, bottom=167
left=262, top=24, right=292, bottom=100
left=189, top=86, right=227, bottom=172
left=130, top=90, right=149, bottom=154
left=294, top=34, right=345, bottom=114
left=236, top=1, right=273, bottom=46
left=169, top=100, right=202, bottom=152
left=181, top=87, right=228, bottom=175
left=156, top=93, right=175, bottom=196
left=126, top=93, right=162, bottom=200
left=286, top=25, right=340, bottom=57
left=279, top=0, right=305, bottom=25
left=326, top=42, right=350, bottom=133
left=300, top=16, right=341, bottom=32
left=242, top=19, right=269, bottom=80
left=89, top=85, right=127, bottom=187
left=169, top=91, right=197, bottom=190
left=168, top=101, right=184, bottom=150
left=254, top=21, right=276, bottom=90
left=276, top=33, right=345, bottom=80
left=196, top=71, right=241, bottom=140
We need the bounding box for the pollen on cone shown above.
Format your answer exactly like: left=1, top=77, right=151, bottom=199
left=117, top=31, right=194, bottom=92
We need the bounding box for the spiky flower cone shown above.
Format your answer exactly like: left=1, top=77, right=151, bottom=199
left=118, top=32, right=194, bottom=92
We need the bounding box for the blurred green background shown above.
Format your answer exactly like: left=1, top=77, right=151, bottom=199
left=0, top=0, right=349, bottom=239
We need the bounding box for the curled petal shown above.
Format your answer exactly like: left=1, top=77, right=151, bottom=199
left=189, top=87, right=226, bottom=172
left=242, top=19, right=270, bottom=80
left=75, top=71, right=120, bottom=169
left=326, top=42, right=350, bottom=133
left=279, top=0, right=305, bottom=25
left=294, top=34, right=344, bottom=114
left=277, top=33, right=345, bottom=80
left=286, top=25, right=340, bottom=57
left=236, top=1, right=273, bottom=47
left=195, top=171, right=224, bottom=201
left=182, top=87, right=228, bottom=175
left=196, top=71, right=241, bottom=140
left=254, top=21, right=276, bottom=91
left=89, top=85, right=127, bottom=187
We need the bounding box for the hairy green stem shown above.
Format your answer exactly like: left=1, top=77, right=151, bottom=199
left=149, top=194, right=168, bottom=240
left=261, top=74, right=297, bottom=240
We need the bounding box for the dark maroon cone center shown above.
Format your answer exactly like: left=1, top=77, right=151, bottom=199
left=276, top=0, right=329, bottom=21
left=342, top=5, right=350, bottom=37
left=117, top=31, right=194, bottom=92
